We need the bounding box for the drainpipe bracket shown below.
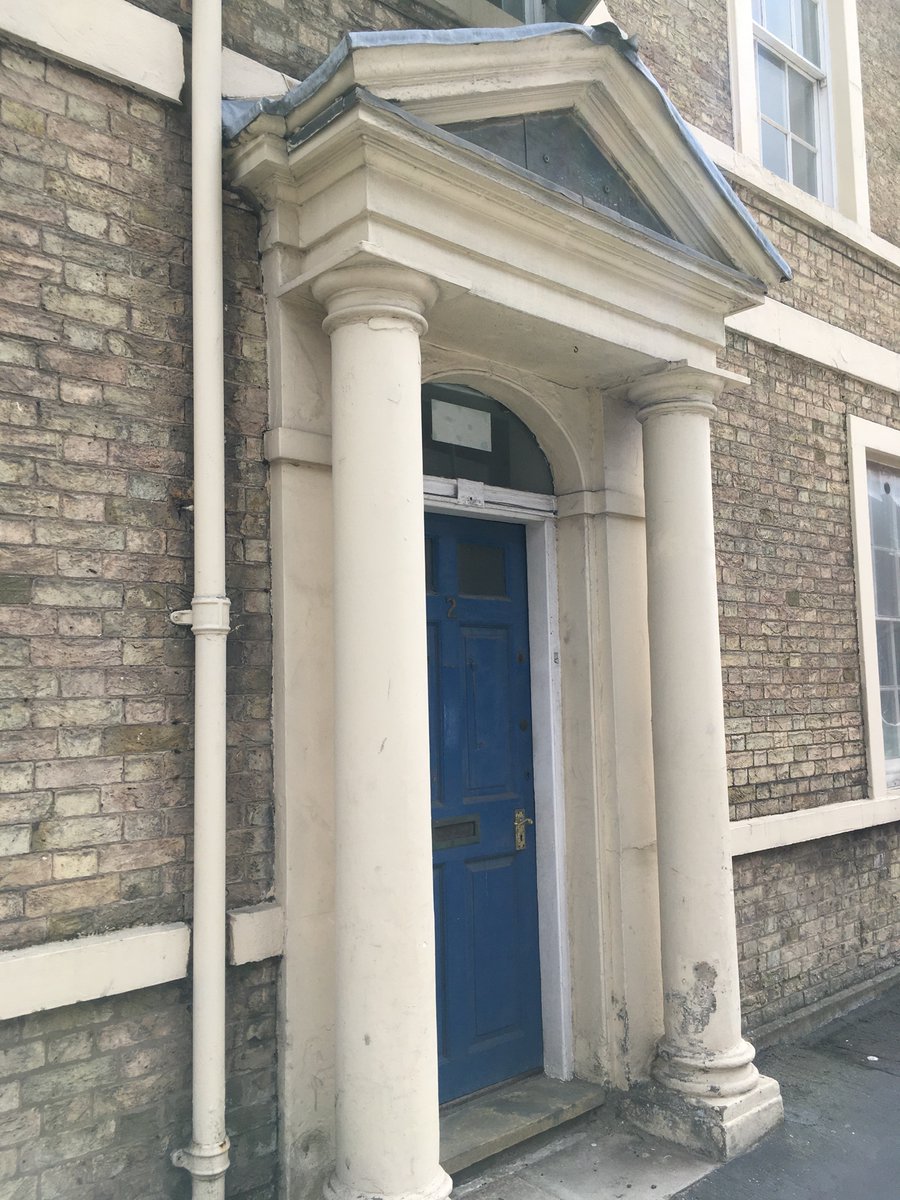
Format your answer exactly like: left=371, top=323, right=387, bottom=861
left=171, top=1138, right=231, bottom=1179
left=169, top=596, right=232, bottom=634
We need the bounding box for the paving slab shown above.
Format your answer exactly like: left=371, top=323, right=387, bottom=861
left=672, top=984, right=900, bottom=1200
left=454, top=1103, right=716, bottom=1200
left=456, top=982, right=900, bottom=1200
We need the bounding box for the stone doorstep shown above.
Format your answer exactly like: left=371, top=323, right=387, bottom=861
left=440, top=1074, right=607, bottom=1176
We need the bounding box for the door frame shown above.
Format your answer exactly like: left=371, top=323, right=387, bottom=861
left=424, top=475, right=574, bottom=1082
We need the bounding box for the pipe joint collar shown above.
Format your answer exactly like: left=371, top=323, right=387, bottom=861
left=170, top=595, right=232, bottom=635
left=172, top=1136, right=231, bottom=1180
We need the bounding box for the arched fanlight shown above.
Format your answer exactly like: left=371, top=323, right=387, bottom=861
left=422, top=383, right=554, bottom=495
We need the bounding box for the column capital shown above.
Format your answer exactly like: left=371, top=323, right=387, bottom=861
left=629, top=363, right=746, bottom=424
left=312, top=263, right=439, bottom=338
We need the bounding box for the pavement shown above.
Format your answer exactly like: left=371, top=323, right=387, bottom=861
left=455, top=982, right=900, bottom=1200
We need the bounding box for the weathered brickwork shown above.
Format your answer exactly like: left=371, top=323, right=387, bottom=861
left=857, top=0, right=900, bottom=246
left=0, top=42, right=273, bottom=948
left=129, top=0, right=456, bottom=82
left=0, top=962, right=277, bottom=1200
left=735, top=827, right=900, bottom=1030
left=715, top=334, right=900, bottom=1018
left=714, top=339, right=877, bottom=820
left=733, top=184, right=900, bottom=352
left=598, top=0, right=733, bottom=145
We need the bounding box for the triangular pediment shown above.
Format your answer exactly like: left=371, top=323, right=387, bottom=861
left=443, top=109, right=672, bottom=240
left=224, top=24, right=790, bottom=286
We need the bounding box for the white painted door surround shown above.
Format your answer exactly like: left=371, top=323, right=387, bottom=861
left=227, top=24, right=791, bottom=1200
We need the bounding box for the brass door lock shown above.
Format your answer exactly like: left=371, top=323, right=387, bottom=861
left=514, top=808, right=534, bottom=851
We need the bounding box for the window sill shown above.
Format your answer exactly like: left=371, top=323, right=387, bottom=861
left=730, top=794, right=900, bottom=856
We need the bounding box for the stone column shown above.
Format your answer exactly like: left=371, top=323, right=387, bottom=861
left=626, top=365, right=782, bottom=1160
left=312, top=265, right=452, bottom=1200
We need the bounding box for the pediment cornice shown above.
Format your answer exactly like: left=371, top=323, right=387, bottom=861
left=224, top=24, right=790, bottom=288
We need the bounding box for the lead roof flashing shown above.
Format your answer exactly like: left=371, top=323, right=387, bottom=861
left=222, top=23, right=791, bottom=283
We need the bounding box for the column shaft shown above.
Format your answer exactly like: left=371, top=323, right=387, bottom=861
left=316, top=267, right=451, bottom=1200
left=639, top=397, right=756, bottom=1095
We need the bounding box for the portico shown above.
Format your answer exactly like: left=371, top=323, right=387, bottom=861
left=224, top=23, right=790, bottom=1200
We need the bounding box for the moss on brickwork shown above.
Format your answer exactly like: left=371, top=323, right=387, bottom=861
left=0, top=964, right=277, bottom=1199
left=0, top=42, right=274, bottom=948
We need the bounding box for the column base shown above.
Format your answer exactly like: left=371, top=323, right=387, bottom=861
left=621, top=1073, right=783, bottom=1162
left=324, top=1167, right=453, bottom=1200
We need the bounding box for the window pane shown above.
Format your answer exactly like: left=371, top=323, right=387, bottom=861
left=788, top=69, right=816, bottom=145
left=883, top=690, right=900, bottom=762
left=422, top=384, right=554, bottom=495
left=878, top=621, right=897, bottom=687
left=791, top=140, right=818, bottom=195
left=761, top=121, right=789, bottom=178
left=764, top=0, right=793, bottom=44
left=757, top=46, right=787, bottom=126
left=753, top=0, right=763, bottom=20
left=870, top=488, right=895, bottom=549
left=799, top=0, right=820, bottom=64
left=875, top=549, right=900, bottom=617
left=458, top=543, right=507, bottom=598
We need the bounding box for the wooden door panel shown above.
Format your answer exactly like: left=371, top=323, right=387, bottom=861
left=427, top=513, right=543, bottom=1103
left=462, top=625, right=514, bottom=797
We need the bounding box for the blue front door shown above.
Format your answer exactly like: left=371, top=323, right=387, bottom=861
left=426, top=513, right=543, bottom=1103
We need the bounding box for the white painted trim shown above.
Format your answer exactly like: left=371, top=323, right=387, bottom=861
left=0, top=903, right=286, bottom=1021
left=725, top=299, right=900, bottom=392
left=721, top=0, right=869, bottom=225
left=526, top=517, right=575, bottom=1082
left=726, top=0, right=762, bottom=162
left=227, top=902, right=285, bottom=963
left=423, top=475, right=556, bottom=518
left=423, top=479, right=575, bottom=1082
left=730, top=795, right=900, bottom=856
left=822, top=0, right=869, bottom=227
left=847, top=414, right=900, bottom=797
left=222, top=47, right=297, bottom=100
left=0, top=0, right=185, bottom=102
left=0, top=922, right=190, bottom=1022
left=264, top=426, right=333, bottom=469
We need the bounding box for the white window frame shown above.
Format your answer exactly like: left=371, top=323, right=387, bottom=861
left=727, top=0, right=870, bottom=226
left=848, top=415, right=900, bottom=798
left=753, top=1, right=830, bottom=202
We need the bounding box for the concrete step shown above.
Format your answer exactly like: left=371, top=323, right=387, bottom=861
left=440, top=1074, right=607, bottom=1175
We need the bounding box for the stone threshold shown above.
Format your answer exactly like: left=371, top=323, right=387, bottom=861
left=440, top=1074, right=607, bottom=1175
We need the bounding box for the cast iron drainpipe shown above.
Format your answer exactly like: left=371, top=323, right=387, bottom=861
left=170, top=0, right=231, bottom=1196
